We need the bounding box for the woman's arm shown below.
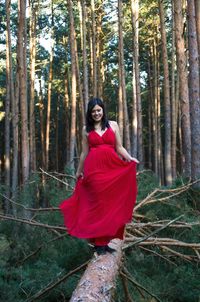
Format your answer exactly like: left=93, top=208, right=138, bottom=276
left=111, top=121, right=139, bottom=163
left=76, top=127, right=89, bottom=178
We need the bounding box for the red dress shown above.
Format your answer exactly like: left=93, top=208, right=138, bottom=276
left=59, top=126, right=137, bottom=245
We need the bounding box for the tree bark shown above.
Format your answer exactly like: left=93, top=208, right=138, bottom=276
left=68, top=0, right=77, bottom=171
left=39, top=79, right=45, bottom=169
left=18, top=0, right=30, bottom=183
left=91, top=0, right=97, bottom=97
left=118, top=0, right=131, bottom=152
left=96, top=1, right=104, bottom=99
left=64, top=68, right=70, bottom=165
left=12, top=63, right=19, bottom=201
left=174, top=0, right=191, bottom=177
left=131, top=0, right=138, bottom=158
left=81, top=0, right=89, bottom=110
left=70, top=240, right=123, bottom=302
left=158, top=0, right=172, bottom=185
left=29, top=0, right=37, bottom=172
left=194, top=0, right=200, bottom=56
left=46, top=0, right=54, bottom=170
left=187, top=0, right=200, bottom=183
left=5, top=0, right=12, bottom=212
left=152, top=41, right=158, bottom=176
left=171, top=0, right=177, bottom=180
left=131, top=0, right=143, bottom=165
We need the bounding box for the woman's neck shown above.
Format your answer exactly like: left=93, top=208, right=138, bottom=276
left=94, top=122, right=102, bottom=129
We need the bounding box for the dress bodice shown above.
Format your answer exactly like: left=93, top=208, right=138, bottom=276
left=88, top=126, right=116, bottom=149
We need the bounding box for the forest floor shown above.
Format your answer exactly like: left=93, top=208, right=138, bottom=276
left=0, top=170, right=200, bottom=302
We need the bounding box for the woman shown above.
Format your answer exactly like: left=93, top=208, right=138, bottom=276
left=60, top=98, right=138, bottom=255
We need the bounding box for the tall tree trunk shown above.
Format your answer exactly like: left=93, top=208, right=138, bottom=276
left=118, top=0, right=131, bottom=152
left=29, top=0, right=37, bottom=172
left=157, top=58, right=164, bottom=184
left=187, top=0, right=200, bottom=183
left=131, top=0, right=143, bottom=164
left=5, top=0, right=12, bottom=212
left=75, top=35, right=85, bottom=125
left=39, top=79, right=45, bottom=169
left=147, top=61, right=153, bottom=170
left=81, top=0, right=89, bottom=110
left=158, top=0, right=172, bottom=185
left=174, top=0, right=191, bottom=177
left=152, top=41, right=158, bottom=176
left=96, top=1, right=104, bottom=99
left=68, top=0, right=77, bottom=171
left=12, top=66, right=19, bottom=202
left=91, top=0, right=97, bottom=97
left=171, top=0, right=177, bottom=180
left=118, top=64, right=124, bottom=140
left=194, top=0, right=200, bottom=56
left=55, top=96, right=60, bottom=171
left=18, top=0, right=30, bottom=183
left=46, top=0, right=54, bottom=170
left=130, top=0, right=138, bottom=158
left=64, top=70, right=70, bottom=165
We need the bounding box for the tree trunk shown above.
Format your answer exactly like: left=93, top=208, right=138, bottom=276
left=194, top=0, right=200, bottom=56
left=39, top=79, right=45, bottom=169
left=46, top=0, right=54, bottom=170
left=70, top=240, right=123, bottom=302
left=187, top=0, right=200, bottom=183
left=64, top=69, right=70, bottom=165
left=152, top=41, right=158, bottom=176
left=171, top=0, right=177, bottom=180
left=29, top=0, right=37, bottom=172
left=130, top=0, right=138, bottom=158
left=75, top=33, right=85, bottom=125
left=96, top=1, right=104, bottom=99
left=158, top=0, right=172, bottom=185
left=174, top=0, right=191, bottom=177
left=118, top=0, right=131, bottom=152
left=18, top=0, right=30, bottom=183
left=157, top=58, right=164, bottom=184
left=55, top=96, right=59, bottom=171
left=81, top=0, right=89, bottom=110
left=91, top=0, right=97, bottom=97
left=12, top=64, right=19, bottom=202
left=131, top=0, right=143, bottom=165
left=5, top=0, right=12, bottom=212
left=68, top=0, right=77, bottom=171
left=147, top=61, right=153, bottom=170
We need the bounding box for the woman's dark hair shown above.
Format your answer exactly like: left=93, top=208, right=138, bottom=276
left=86, top=98, right=110, bottom=132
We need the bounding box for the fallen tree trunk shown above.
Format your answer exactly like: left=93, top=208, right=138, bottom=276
left=69, top=239, right=123, bottom=302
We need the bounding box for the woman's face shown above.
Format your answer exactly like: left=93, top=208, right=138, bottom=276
left=91, top=105, right=104, bottom=122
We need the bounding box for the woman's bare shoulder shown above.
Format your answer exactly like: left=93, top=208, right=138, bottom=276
left=109, top=120, right=118, bottom=130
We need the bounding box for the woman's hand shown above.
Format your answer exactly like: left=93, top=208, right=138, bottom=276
left=130, top=157, right=140, bottom=164
left=76, top=171, right=84, bottom=179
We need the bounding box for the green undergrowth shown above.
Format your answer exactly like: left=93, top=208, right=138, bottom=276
left=0, top=171, right=200, bottom=301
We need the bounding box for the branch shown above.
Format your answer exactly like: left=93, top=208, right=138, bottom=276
left=0, top=193, right=60, bottom=212
left=127, top=221, right=199, bottom=229
left=121, top=267, right=162, bottom=302
left=135, top=179, right=200, bottom=211
left=139, top=246, right=177, bottom=265
left=18, top=233, right=67, bottom=266
left=124, top=237, right=200, bottom=249
left=123, top=215, right=184, bottom=251
left=40, top=168, right=74, bottom=189
left=0, top=214, right=66, bottom=231
left=27, top=260, right=89, bottom=301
